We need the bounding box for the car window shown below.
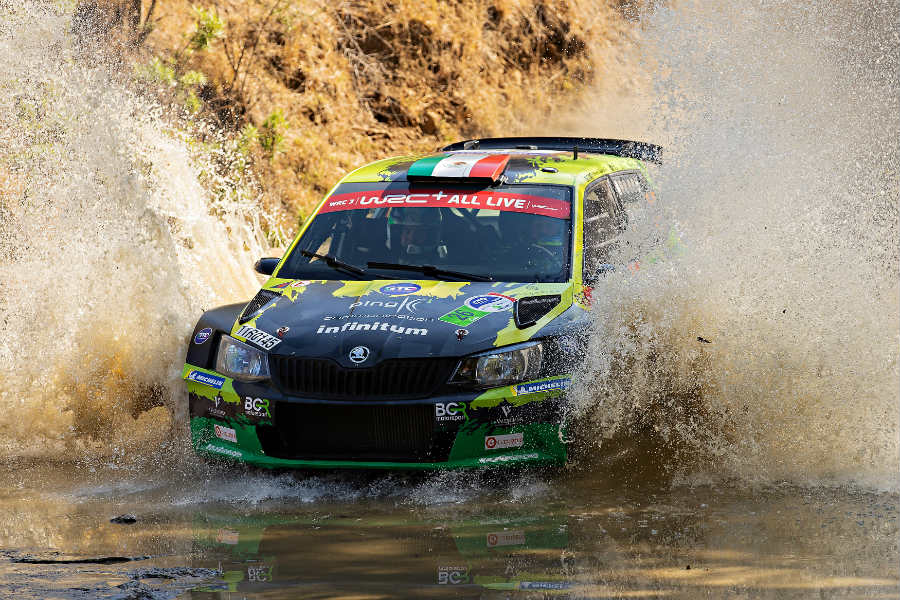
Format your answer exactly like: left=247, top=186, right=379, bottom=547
left=611, top=172, right=648, bottom=204
left=278, top=182, right=573, bottom=283
left=582, top=177, right=623, bottom=281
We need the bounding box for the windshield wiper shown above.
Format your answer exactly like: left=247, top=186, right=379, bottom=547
left=367, top=261, right=493, bottom=282
left=301, top=250, right=366, bottom=277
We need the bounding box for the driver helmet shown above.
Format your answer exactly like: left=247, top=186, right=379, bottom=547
left=388, top=207, right=445, bottom=259
left=527, top=215, right=565, bottom=249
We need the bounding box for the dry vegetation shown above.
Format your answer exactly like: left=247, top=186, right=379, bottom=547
left=79, top=0, right=637, bottom=231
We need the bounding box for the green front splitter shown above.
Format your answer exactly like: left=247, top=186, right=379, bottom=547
left=191, top=416, right=567, bottom=470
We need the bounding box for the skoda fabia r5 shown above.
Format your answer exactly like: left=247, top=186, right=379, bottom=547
left=183, top=137, right=661, bottom=469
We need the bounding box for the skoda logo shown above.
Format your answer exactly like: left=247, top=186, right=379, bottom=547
left=348, top=346, right=370, bottom=364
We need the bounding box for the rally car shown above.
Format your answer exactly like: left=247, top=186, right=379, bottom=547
left=183, top=137, right=661, bottom=469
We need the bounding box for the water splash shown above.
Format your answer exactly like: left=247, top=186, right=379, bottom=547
left=0, top=4, right=268, bottom=463
left=567, top=0, right=899, bottom=490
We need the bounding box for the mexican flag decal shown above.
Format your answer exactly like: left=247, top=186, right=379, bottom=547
left=408, top=153, right=510, bottom=181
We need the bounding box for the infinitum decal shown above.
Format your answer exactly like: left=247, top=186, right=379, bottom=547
left=316, top=322, right=428, bottom=336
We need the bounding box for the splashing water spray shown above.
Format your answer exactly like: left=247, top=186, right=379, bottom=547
left=561, top=0, right=898, bottom=491
left=0, top=4, right=269, bottom=467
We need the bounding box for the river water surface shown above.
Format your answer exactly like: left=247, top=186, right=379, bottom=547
left=1, top=463, right=897, bottom=599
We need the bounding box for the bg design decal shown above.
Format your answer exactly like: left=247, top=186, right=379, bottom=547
left=243, top=396, right=271, bottom=418
left=434, top=402, right=466, bottom=423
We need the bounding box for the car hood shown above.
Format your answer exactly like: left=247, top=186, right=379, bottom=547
left=233, top=279, right=572, bottom=364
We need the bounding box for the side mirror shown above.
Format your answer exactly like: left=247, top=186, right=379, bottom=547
left=254, top=257, right=280, bottom=275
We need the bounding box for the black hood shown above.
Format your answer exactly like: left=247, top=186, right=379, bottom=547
left=244, top=280, right=554, bottom=365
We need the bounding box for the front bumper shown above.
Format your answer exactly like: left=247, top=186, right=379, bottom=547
left=183, top=364, right=569, bottom=470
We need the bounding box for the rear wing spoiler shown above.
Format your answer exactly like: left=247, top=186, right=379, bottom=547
left=441, top=137, right=662, bottom=165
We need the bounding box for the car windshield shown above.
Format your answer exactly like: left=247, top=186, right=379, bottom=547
left=278, top=181, right=572, bottom=283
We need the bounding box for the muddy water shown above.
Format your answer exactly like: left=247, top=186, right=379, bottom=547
left=1, top=463, right=896, bottom=599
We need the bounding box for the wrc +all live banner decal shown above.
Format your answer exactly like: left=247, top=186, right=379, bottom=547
left=318, top=189, right=570, bottom=219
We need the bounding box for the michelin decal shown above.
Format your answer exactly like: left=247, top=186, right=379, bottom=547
left=513, top=377, right=571, bottom=396
left=187, top=370, right=226, bottom=389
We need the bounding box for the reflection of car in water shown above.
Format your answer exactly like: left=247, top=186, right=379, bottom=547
left=189, top=508, right=573, bottom=596
left=182, top=137, right=661, bottom=470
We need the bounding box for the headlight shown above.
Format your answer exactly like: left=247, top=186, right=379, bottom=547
left=452, top=342, right=543, bottom=388
left=215, top=335, right=270, bottom=382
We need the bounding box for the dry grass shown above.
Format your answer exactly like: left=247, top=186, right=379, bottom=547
left=103, top=0, right=637, bottom=229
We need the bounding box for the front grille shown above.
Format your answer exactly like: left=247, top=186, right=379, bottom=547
left=257, top=402, right=447, bottom=462
left=239, top=289, right=279, bottom=323
left=269, top=356, right=458, bottom=400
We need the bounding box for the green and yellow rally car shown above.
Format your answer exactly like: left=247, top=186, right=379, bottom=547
left=183, top=137, right=661, bottom=469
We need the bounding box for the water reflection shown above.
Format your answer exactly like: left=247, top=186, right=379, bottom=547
left=0, top=466, right=896, bottom=599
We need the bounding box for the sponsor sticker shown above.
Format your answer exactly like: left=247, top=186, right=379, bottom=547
left=434, top=402, right=466, bottom=423
left=204, top=443, right=242, bottom=458
left=478, top=452, right=539, bottom=464
left=439, top=305, right=489, bottom=327
left=486, top=530, right=526, bottom=548
left=243, top=396, right=271, bottom=418
left=319, top=190, right=571, bottom=219
left=324, top=313, right=433, bottom=322
left=519, top=582, right=573, bottom=591
left=513, top=377, right=571, bottom=396
left=316, top=322, right=428, bottom=336
left=213, top=425, right=237, bottom=443
left=437, top=566, right=469, bottom=585
left=350, top=295, right=423, bottom=313
left=193, top=327, right=212, bottom=345
left=464, top=293, right=515, bottom=313
left=379, top=283, right=421, bottom=296
left=235, top=325, right=281, bottom=350
left=494, top=403, right=522, bottom=427
left=187, top=370, right=226, bottom=389
left=484, top=432, right=524, bottom=450
left=272, top=281, right=292, bottom=289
